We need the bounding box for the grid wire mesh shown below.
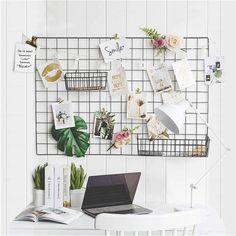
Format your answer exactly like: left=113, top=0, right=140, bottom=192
left=35, top=36, right=209, bottom=157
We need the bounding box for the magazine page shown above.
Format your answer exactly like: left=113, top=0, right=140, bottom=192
left=15, top=207, right=46, bottom=222
left=38, top=206, right=82, bottom=224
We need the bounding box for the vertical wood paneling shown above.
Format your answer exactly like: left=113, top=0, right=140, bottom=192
left=26, top=0, right=48, bottom=205
left=46, top=0, right=67, bottom=36
left=6, top=0, right=28, bottom=226
left=106, top=0, right=127, bottom=175
left=46, top=0, right=68, bottom=166
left=66, top=0, right=87, bottom=176
left=85, top=0, right=107, bottom=177
left=206, top=0, right=221, bottom=213
left=146, top=0, right=166, bottom=34
left=67, top=0, right=87, bottom=36
left=106, top=0, right=126, bottom=37
left=165, top=0, right=187, bottom=205
left=146, top=0, right=166, bottom=206
left=126, top=0, right=147, bottom=205
left=185, top=0, right=208, bottom=207
left=1, top=1, right=7, bottom=234
left=221, top=1, right=236, bottom=233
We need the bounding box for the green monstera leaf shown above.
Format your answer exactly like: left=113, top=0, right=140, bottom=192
left=51, top=116, right=90, bottom=157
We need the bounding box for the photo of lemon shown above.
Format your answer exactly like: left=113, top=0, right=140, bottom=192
left=41, top=63, right=62, bottom=82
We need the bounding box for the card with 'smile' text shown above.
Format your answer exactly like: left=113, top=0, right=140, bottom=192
left=99, top=38, right=128, bottom=63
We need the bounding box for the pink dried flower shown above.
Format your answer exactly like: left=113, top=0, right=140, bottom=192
left=152, top=38, right=166, bottom=49
left=114, top=132, right=124, bottom=142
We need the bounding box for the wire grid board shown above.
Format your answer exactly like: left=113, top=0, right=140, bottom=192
left=35, top=36, right=209, bottom=157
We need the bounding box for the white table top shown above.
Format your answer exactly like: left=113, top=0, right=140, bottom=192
left=10, top=204, right=226, bottom=236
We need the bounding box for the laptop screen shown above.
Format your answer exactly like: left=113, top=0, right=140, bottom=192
left=81, top=172, right=141, bottom=209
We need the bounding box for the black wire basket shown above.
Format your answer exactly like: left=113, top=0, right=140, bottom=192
left=137, top=134, right=210, bottom=157
left=64, top=70, right=107, bottom=91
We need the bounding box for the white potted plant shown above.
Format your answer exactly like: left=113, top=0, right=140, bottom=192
left=32, top=163, right=47, bottom=207
left=70, top=163, right=86, bottom=209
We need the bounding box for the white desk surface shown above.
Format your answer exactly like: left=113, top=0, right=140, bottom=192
left=10, top=204, right=226, bottom=236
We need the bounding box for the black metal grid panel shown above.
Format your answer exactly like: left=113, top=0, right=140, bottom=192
left=35, top=36, right=209, bottom=157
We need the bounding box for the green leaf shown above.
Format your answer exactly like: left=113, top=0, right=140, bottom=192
left=140, top=27, right=161, bottom=39
left=51, top=116, right=90, bottom=158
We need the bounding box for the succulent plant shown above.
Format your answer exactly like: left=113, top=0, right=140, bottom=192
left=70, top=163, right=86, bottom=190
left=95, top=108, right=115, bottom=126
left=32, top=163, right=47, bottom=190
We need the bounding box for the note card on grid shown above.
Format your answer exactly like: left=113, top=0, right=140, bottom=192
left=99, top=38, right=128, bottom=63
left=14, top=43, right=35, bottom=73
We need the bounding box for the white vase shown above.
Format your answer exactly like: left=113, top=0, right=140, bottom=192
left=70, top=189, right=85, bottom=209
left=33, top=189, right=45, bottom=207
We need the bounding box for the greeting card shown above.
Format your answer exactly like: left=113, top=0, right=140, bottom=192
left=107, top=61, right=128, bottom=96
left=14, top=43, right=35, bottom=73
left=127, top=89, right=147, bottom=120
left=205, top=56, right=224, bottom=84
left=99, top=38, right=128, bottom=63
left=172, top=59, right=195, bottom=90
left=52, top=101, right=75, bottom=130
left=147, top=64, right=172, bottom=93
left=37, top=60, right=64, bottom=88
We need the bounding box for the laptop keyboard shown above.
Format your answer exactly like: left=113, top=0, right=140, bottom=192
left=87, top=204, right=138, bottom=214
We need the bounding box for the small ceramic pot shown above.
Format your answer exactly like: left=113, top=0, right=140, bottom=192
left=70, top=189, right=85, bottom=209
left=33, top=189, right=45, bottom=207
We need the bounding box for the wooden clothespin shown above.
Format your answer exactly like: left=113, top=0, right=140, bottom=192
left=113, top=33, right=119, bottom=40
left=58, top=98, right=64, bottom=104
left=26, top=36, right=38, bottom=48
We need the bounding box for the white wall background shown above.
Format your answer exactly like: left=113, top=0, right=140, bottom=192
left=1, top=0, right=236, bottom=235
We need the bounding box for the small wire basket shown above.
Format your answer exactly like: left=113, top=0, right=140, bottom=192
left=64, top=70, right=107, bottom=91
left=137, top=134, right=210, bottom=157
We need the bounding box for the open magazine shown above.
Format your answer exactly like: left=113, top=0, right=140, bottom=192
left=15, top=206, right=83, bottom=224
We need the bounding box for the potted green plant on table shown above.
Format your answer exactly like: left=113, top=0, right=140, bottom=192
left=70, top=163, right=87, bottom=208
left=32, top=163, right=47, bottom=207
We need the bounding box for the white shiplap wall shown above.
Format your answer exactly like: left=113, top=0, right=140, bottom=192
left=1, top=0, right=236, bottom=235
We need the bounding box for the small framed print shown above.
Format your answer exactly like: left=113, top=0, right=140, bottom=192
left=147, top=64, right=172, bottom=93
left=205, top=56, right=224, bottom=84
left=93, top=109, right=115, bottom=140
left=107, top=62, right=128, bottom=96
left=99, top=38, right=128, bottom=63
left=37, top=59, right=64, bottom=88
left=52, top=101, right=75, bottom=130
left=93, top=117, right=114, bottom=140
left=127, top=90, right=147, bottom=119
left=172, top=59, right=195, bottom=90
left=146, top=114, right=169, bottom=140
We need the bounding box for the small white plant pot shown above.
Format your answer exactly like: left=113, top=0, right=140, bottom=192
left=33, top=189, right=45, bottom=207
left=70, top=189, right=85, bottom=209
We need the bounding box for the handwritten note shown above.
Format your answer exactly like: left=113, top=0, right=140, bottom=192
left=99, top=38, right=128, bottom=63
left=14, top=43, right=35, bottom=72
